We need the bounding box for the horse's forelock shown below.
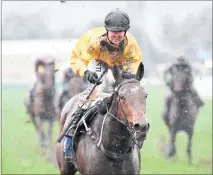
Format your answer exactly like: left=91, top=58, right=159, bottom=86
left=122, top=72, right=135, bottom=79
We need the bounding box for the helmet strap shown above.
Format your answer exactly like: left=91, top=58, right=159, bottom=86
left=100, top=34, right=125, bottom=59
left=106, top=31, right=115, bottom=45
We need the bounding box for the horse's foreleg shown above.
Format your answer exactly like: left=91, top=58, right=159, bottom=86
left=187, top=129, right=193, bottom=164
left=167, top=129, right=177, bottom=157
left=47, top=118, right=54, bottom=146
left=162, top=96, right=172, bottom=127
left=37, top=117, right=46, bottom=149
left=31, top=115, right=40, bottom=131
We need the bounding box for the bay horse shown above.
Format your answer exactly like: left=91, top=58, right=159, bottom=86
left=24, top=56, right=58, bottom=148
left=56, top=63, right=150, bottom=175
left=161, top=66, right=201, bottom=164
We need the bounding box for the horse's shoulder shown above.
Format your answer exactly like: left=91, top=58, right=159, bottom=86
left=61, top=94, right=80, bottom=118
left=34, top=83, right=43, bottom=94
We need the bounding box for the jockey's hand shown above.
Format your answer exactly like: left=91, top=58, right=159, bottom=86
left=84, top=70, right=102, bottom=85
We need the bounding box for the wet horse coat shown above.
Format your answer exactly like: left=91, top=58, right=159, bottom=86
left=56, top=63, right=150, bottom=175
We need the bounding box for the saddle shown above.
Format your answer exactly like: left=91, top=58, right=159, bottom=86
left=72, top=105, right=99, bottom=153
left=71, top=95, right=112, bottom=153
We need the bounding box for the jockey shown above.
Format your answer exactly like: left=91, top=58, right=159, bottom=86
left=62, top=67, right=75, bottom=94
left=175, top=57, right=204, bottom=107
left=62, top=8, right=143, bottom=159
left=57, top=67, right=75, bottom=112
left=163, top=56, right=204, bottom=122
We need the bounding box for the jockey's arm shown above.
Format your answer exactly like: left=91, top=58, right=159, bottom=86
left=163, top=66, right=172, bottom=85
left=70, top=33, right=95, bottom=78
left=124, top=35, right=143, bottom=75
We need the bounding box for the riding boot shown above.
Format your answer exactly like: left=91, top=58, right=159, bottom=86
left=190, top=88, right=205, bottom=108
left=63, top=136, right=74, bottom=159
left=64, top=108, right=85, bottom=159
left=66, top=108, right=85, bottom=138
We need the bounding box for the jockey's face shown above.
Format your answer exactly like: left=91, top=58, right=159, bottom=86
left=108, top=31, right=125, bottom=46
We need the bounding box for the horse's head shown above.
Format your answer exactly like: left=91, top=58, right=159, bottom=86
left=111, top=63, right=150, bottom=143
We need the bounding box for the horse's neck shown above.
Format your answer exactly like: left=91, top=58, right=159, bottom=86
left=36, top=79, right=55, bottom=103
left=101, top=95, right=132, bottom=154
left=173, top=92, right=190, bottom=109
left=37, top=78, right=55, bottom=90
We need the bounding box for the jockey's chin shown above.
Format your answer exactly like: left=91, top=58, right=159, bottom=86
left=111, top=38, right=121, bottom=46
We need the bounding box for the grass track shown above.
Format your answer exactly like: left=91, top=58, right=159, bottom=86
left=2, top=86, right=212, bottom=174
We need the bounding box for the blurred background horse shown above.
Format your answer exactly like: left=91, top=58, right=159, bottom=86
left=56, top=67, right=88, bottom=122
left=161, top=60, right=203, bottom=164
left=24, top=56, right=58, bottom=149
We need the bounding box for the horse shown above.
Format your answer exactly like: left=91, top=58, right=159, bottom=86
left=56, top=63, right=150, bottom=175
left=56, top=67, right=88, bottom=121
left=161, top=66, right=201, bottom=164
left=24, top=57, right=58, bottom=149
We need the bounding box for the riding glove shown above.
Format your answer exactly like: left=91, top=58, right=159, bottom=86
left=84, top=70, right=102, bottom=85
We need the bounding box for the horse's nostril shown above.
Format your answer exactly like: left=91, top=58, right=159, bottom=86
left=147, top=123, right=150, bottom=131
left=141, top=125, right=147, bottom=132
left=134, top=124, right=141, bottom=131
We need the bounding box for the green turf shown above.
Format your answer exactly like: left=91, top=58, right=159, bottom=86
left=2, top=86, right=212, bottom=174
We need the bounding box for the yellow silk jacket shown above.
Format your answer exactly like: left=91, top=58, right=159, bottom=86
left=70, top=27, right=143, bottom=77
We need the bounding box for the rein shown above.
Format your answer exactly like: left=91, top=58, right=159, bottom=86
left=97, top=79, right=145, bottom=152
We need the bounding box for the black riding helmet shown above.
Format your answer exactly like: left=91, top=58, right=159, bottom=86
left=104, top=8, right=130, bottom=32
left=63, top=67, right=74, bottom=80
left=175, top=56, right=191, bottom=71
left=176, top=56, right=189, bottom=66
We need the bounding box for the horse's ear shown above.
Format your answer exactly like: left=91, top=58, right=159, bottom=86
left=112, top=65, right=122, bottom=83
left=136, top=62, right=144, bottom=81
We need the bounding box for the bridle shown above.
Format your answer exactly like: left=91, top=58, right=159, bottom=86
left=100, top=79, right=148, bottom=148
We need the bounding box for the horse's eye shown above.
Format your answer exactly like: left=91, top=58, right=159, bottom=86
left=145, top=94, right=148, bottom=99
left=120, top=95, right=125, bottom=100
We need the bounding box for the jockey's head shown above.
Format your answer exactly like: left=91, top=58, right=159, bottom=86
left=104, top=8, right=130, bottom=46
left=176, top=56, right=187, bottom=65
left=34, top=56, right=56, bottom=73
left=63, top=67, right=74, bottom=80
left=176, top=56, right=190, bottom=70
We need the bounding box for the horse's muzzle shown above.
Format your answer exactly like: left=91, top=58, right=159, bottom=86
left=134, top=123, right=150, bottom=141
